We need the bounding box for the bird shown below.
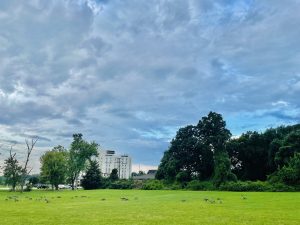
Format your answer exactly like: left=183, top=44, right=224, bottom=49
left=241, top=195, right=247, bottom=200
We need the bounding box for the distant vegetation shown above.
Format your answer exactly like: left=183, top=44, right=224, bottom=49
left=1, top=112, right=299, bottom=192
left=156, top=112, right=300, bottom=191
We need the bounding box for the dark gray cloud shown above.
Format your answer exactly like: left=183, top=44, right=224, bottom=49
left=0, top=0, right=300, bottom=172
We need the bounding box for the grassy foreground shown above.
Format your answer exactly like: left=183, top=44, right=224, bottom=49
left=0, top=190, right=299, bottom=225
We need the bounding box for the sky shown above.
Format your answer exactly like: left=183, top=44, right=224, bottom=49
left=0, top=0, right=300, bottom=173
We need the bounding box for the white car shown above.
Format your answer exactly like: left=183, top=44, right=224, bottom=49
left=58, top=184, right=72, bottom=189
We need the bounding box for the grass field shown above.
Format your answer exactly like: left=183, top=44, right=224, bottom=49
left=0, top=190, right=299, bottom=225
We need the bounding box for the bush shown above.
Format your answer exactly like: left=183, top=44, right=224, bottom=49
left=108, top=180, right=133, bottom=189
left=142, top=180, right=164, bottom=190
left=270, top=182, right=296, bottom=192
left=186, top=180, right=214, bottom=191
left=131, top=180, right=144, bottom=189
left=169, top=183, right=182, bottom=190
left=219, top=181, right=273, bottom=192
left=176, top=171, right=191, bottom=183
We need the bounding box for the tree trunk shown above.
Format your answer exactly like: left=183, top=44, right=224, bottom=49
left=71, top=177, right=75, bottom=190
left=21, top=138, right=38, bottom=193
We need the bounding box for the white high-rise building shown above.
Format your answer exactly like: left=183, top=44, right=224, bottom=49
left=98, top=150, right=132, bottom=179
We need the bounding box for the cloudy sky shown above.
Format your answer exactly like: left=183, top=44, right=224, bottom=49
left=0, top=0, right=300, bottom=173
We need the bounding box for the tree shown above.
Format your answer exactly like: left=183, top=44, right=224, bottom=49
left=274, top=131, right=300, bottom=168
left=81, top=160, right=103, bottom=190
left=109, top=168, right=119, bottom=181
left=138, top=171, right=146, bottom=175
left=275, top=146, right=296, bottom=168
left=20, top=138, right=38, bottom=192
left=197, top=112, right=232, bottom=184
left=197, top=111, right=231, bottom=154
left=0, top=176, right=5, bottom=185
left=268, top=138, right=283, bottom=172
left=67, top=134, right=98, bottom=190
left=156, top=112, right=228, bottom=182
left=131, top=172, right=138, bottom=177
left=213, top=151, right=237, bottom=187
left=196, top=112, right=236, bottom=187
left=3, top=151, right=23, bottom=191
left=40, top=147, right=68, bottom=190
left=226, top=132, right=269, bottom=180
left=276, top=153, right=300, bottom=186
left=156, top=126, right=197, bottom=181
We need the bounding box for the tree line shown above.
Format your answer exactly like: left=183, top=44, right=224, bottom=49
left=2, top=112, right=299, bottom=191
left=1, top=134, right=101, bottom=191
left=156, top=112, right=300, bottom=189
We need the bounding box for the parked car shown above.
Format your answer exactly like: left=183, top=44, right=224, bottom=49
left=36, top=183, right=49, bottom=189
left=58, top=184, right=72, bottom=189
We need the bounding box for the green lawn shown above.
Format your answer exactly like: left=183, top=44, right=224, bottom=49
left=0, top=189, right=299, bottom=225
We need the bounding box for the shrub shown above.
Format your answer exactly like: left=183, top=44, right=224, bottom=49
left=169, top=183, right=182, bottom=190
left=176, top=171, right=191, bottom=183
left=186, top=180, right=214, bottom=191
left=108, top=180, right=133, bottom=189
left=142, top=180, right=164, bottom=190
left=219, top=181, right=273, bottom=192
left=270, top=182, right=296, bottom=192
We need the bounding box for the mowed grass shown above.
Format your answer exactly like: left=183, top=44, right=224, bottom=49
left=0, top=190, right=299, bottom=225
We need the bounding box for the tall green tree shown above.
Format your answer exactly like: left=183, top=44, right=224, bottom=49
left=109, top=168, right=119, bottom=181
left=40, top=146, right=68, bottom=190
left=213, top=151, right=237, bottom=187
left=156, top=112, right=229, bottom=182
left=276, top=153, right=300, bottom=186
left=196, top=111, right=231, bottom=154
left=3, top=151, right=23, bottom=191
left=227, top=126, right=300, bottom=181
left=274, top=131, right=300, bottom=168
left=81, top=160, right=103, bottom=190
left=67, top=134, right=98, bottom=190
left=196, top=112, right=234, bottom=186
left=226, top=131, right=269, bottom=180
left=156, top=125, right=212, bottom=181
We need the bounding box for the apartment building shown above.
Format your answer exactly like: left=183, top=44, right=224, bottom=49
left=98, top=150, right=132, bottom=179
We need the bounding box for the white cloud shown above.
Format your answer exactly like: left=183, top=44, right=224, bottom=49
left=0, top=0, right=300, bottom=172
left=271, top=101, right=289, bottom=107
